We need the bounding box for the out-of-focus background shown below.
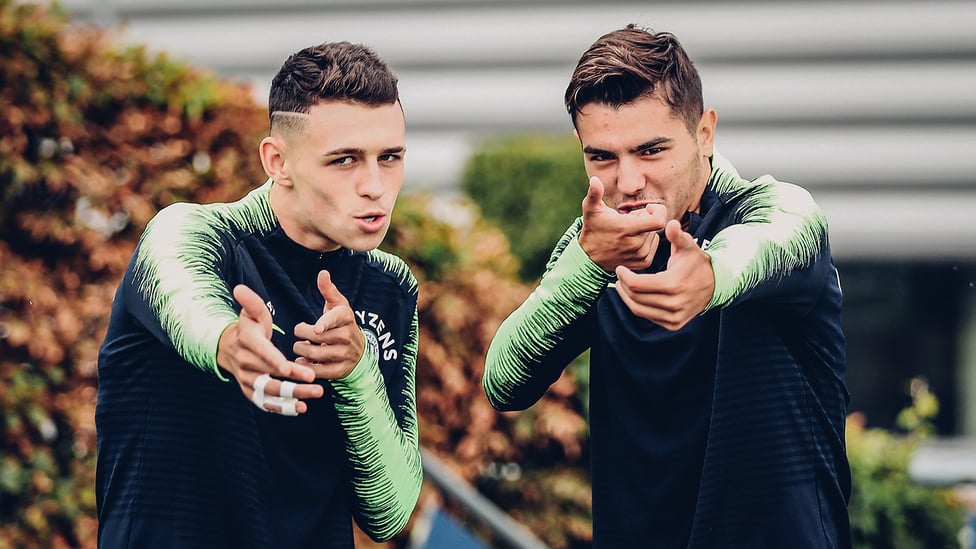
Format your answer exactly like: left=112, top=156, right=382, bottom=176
left=1, top=0, right=975, bottom=547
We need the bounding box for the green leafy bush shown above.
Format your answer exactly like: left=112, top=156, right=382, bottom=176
left=461, top=134, right=586, bottom=281
left=1, top=3, right=265, bottom=547
left=847, top=378, right=968, bottom=549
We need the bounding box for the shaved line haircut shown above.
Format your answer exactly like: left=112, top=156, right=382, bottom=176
left=268, top=41, right=399, bottom=135
left=269, top=111, right=309, bottom=140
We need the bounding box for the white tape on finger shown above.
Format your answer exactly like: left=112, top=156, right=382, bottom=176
left=251, top=373, right=272, bottom=410
left=263, top=396, right=299, bottom=417
left=280, top=380, right=296, bottom=399
left=280, top=399, right=298, bottom=417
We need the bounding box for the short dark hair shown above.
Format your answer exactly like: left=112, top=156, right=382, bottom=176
left=268, top=41, right=399, bottom=130
left=565, top=24, right=703, bottom=132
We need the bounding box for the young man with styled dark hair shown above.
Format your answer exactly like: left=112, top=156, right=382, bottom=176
left=484, top=25, right=851, bottom=548
left=96, top=41, right=422, bottom=548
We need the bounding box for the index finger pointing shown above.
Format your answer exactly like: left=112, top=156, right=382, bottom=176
left=620, top=211, right=667, bottom=237
left=249, top=337, right=316, bottom=382
left=234, top=284, right=271, bottom=325
left=317, top=270, right=350, bottom=310
left=615, top=264, right=663, bottom=293
left=582, top=176, right=607, bottom=213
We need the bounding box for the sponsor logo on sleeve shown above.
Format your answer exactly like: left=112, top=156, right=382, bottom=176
left=354, top=310, right=399, bottom=362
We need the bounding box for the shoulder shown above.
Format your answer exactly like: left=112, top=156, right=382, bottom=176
left=143, top=183, right=276, bottom=243
left=148, top=201, right=206, bottom=227
left=145, top=201, right=228, bottom=237
left=708, top=153, right=821, bottom=218
left=362, top=249, right=419, bottom=297
left=730, top=177, right=824, bottom=228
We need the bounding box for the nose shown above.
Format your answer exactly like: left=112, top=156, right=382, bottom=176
left=358, top=161, right=385, bottom=199
left=615, top=157, right=644, bottom=196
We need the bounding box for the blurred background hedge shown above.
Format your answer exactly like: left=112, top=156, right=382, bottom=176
left=0, top=2, right=590, bottom=547
left=0, top=1, right=967, bottom=548
left=461, top=135, right=585, bottom=282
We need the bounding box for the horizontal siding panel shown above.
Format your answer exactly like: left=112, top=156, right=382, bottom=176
left=235, top=60, right=976, bottom=130
left=48, top=0, right=976, bottom=259
left=75, top=2, right=976, bottom=69
left=700, top=62, right=976, bottom=124
left=401, top=125, right=975, bottom=191
left=818, top=190, right=976, bottom=260
left=713, top=125, right=976, bottom=189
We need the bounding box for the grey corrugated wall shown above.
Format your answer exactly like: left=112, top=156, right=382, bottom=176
left=58, top=0, right=976, bottom=262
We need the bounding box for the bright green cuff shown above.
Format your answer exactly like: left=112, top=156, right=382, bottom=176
left=561, top=237, right=616, bottom=282
left=332, top=328, right=378, bottom=393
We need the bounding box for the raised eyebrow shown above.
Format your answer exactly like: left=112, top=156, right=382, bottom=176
left=323, top=147, right=365, bottom=158
left=632, top=138, right=672, bottom=153
left=582, top=145, right=614, bottom=157
left=323, top=146, right=406, bottom=157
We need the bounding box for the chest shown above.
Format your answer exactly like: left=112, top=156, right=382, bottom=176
left=229, top=242, right=411, bottom=368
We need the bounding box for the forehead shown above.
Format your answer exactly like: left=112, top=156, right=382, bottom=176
left=293, top=100, right=405, bottom=150
left=575, top=95, right=688, bottom=148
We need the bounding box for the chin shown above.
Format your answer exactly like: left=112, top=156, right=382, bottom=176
left=344, top=233, right=388, bottom=252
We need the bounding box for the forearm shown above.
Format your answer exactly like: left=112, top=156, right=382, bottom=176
left=329, top=330, right=422, bottom=542
left=484, top=237, right=608, bottom=410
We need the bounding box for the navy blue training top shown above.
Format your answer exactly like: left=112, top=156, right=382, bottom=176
left=484, top=153, right=851, bottom=548
left=95, top=182, right=422, bottom=548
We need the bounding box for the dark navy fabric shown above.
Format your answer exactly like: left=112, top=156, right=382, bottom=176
left=96, top=227, right=415, bottom=549
left=588, top=189, right=851, bottom=548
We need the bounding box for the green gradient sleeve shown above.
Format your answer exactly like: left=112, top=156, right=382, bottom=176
left=329, top=310, right=422, bottom=542
left=132, top=203, right=243, bottom=378
left=483, top=220, right=612, bottom=411
left=704, top=175, right=828, bottom=311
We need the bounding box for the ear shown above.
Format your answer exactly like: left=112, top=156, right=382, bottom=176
left=259, top=135, right=291, bottom=186
left=697, top=108, right=717, bottom=157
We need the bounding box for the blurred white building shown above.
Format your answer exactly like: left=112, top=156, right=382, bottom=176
left=56, top=0, right=976, bottom=433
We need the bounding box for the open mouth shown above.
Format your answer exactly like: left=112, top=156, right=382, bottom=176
left=618, top=204, right=647, bottom=214
left=356, top=214, right=386, bottom=231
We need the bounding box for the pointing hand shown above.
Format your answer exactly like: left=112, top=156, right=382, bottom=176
left=578, top=176, right=667, bottom=272
left=613, top=219, right=715, bottom=331
left=293, top=270, right=365, bottom=379
left=217, top=284, right=322, bottom=415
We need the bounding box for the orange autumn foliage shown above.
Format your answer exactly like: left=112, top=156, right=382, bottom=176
left=0, top=2, right=592, bottom=548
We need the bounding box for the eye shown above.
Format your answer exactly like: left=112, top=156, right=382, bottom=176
left=588, top=153, right=613, bottom=162
left=640, top=147, right=664, bottom=157
left=379, top=153, right=403, bottom=163
left=331, top=156, right=355, bottom=166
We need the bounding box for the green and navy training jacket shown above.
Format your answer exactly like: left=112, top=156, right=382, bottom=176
left=95, top=181, right=422, bottom=548
left=484, top=153, right=851, bottom=548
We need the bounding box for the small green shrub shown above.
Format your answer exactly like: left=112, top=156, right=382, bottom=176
left=461, top=134, right=586, bottom=281
left=847, top=378, right=968, bottom=549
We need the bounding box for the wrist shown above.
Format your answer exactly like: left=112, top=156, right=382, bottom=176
left=334, top=329, right=375, bottom=386
left=212, top=322, right=236, bottom=382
